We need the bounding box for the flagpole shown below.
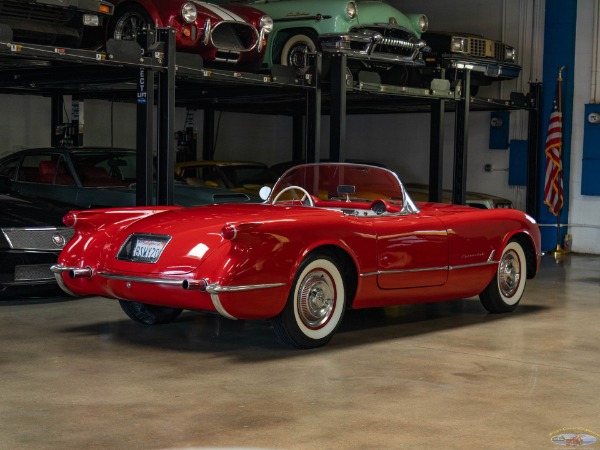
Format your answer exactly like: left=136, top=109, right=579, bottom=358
left=551, top=66, right=566, bottom=260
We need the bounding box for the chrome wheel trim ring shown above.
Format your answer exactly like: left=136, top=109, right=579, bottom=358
left=297, top=269, right=335, bottom=330
left=498, top=248, right=521, bottom=300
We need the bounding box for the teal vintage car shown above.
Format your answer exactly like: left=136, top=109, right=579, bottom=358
left=215, top=0, right=428, bottom=80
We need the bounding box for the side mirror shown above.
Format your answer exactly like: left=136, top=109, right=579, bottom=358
left=259, top=185, right=271, bottom=201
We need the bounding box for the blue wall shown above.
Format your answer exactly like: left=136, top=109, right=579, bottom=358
left=538, top=0, right=577, bottom=251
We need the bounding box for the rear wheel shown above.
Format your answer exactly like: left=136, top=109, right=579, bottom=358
left=119, top=300, right=182, bottom=325
left=479, top=240, right=527, bottom=313
left=273, top=252, right=346, bottom=349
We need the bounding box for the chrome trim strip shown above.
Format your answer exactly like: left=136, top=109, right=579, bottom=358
left=449, top=260, right=498, bottom=270
left=97, top=272, right=183, bottom=286
left=204, top=282, right=285, bottom=294
left=360, top=260, right=499, bottom=278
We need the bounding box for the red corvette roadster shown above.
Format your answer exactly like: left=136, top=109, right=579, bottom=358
left=52, top=163, right=541, bottom=348
left=108, top=0, right=273, bottom=69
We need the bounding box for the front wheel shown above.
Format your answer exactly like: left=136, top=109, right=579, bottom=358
left=109, top=5, right=153, bottom=42
left=479, top=240, right=527, bottom=313
left=119, top=300, right=182, bottom=325
left=280, top=33, right=318, bottom=76
left=273, top=252, right=346, bottom=349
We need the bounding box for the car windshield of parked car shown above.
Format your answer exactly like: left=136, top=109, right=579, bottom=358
left=271, top=163, right=404, bottom=203
left=71, top=150, right=136, bottom=187
left=221, top=165, right=276, bottom=188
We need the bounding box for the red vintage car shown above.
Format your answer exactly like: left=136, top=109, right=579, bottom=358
left=107, top=0, right=273, bottom=70
left=52, top=163, right=541, bottom=348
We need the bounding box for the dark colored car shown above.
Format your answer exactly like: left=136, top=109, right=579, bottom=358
left=108, top=0, right=273, bottom=70
left=0, top=0, right=113, bottom=48
left=0, top=181, right=73, bottom=297
left=414, top=31, right=521, bottom=94
left=0, top=147, right=256, bottom=208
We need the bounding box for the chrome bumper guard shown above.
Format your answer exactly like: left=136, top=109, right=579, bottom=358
left=320, top=30, right=427, bottom=65
left=447, top=59, right=522, bottom=79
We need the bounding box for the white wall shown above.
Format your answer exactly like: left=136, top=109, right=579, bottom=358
left=568, top=0, right=600, bottom=254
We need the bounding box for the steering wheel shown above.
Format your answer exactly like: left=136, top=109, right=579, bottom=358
left=272, top=185, right=315, bottom=207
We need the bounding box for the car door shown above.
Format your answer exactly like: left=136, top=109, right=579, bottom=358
left=374, top=212, right=449, bottom=289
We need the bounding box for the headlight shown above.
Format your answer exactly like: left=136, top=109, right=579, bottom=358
left=451, top=36, right=469, bottom=53
left=417, top=14, right=428, bottom=33
left=505, top=45, right=516, bottom=62
left=260, top=15, right=273, bottom=33
left=181, top=2, right=197, bottom=23
left=346, top=2, right=357, bottom=20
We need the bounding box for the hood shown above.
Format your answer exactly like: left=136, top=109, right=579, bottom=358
left=0, top=194, right=68, bottom=228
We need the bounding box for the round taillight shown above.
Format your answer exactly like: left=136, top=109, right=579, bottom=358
left=220, top=224, right=238, bottom=240
left=63, top=213, right=76, bottom=227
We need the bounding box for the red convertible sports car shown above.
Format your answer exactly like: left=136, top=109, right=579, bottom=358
left=52, top=163, right=541, bottom=348
left=108, top=0, right=273, bottom=70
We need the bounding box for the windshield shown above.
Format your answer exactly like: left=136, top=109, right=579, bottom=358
left=71, top=150, right=137, bottom=187
left=270, top=163, right=406, bottom=203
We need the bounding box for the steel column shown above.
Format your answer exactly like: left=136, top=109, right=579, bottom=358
left=202, top=105, right=215, bottom=160
left=136, top=67, right=154, bottom=206
left=429, top=98, right=445, bottom=202
left=329, top=52, right=346, bottom=162
left=50, top=95, right=63, bottom=147
left=156, top=28, right=176, bottom=205
left=452, top=69, right=471, bottom=205
left=526, top=82, right=542, bottom=217
left=305, top=52, right=322, bottom=163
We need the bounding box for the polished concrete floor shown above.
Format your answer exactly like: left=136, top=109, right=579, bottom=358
left=1, top=253, right=599, bottom=450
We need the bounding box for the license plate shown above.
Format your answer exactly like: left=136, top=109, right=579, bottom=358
left=117, top=234, right=171, bottom=263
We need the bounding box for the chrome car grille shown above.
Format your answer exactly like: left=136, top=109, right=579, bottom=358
left=210, top=21, right=258, bottom=52
left=355, top=26, right=421, bottom=58
left=468, top=37, right=508, bottom=60
left=0, top=0, right=76, bottom=25
left=1, top=227, right=74, bottom=251
left=15, top=263, right=55, bottom=282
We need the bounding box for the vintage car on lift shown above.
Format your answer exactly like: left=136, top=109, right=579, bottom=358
left=0, top=147, right=255, bottom=208
left=414, top=31, right=521, bottom=95
left=0, top=0, right=113, bottom=48
left=175, top=160, right=276, bottom=195
left=0, top=181, right=73, bottom=297
left=52, top=163, right=541, bottom=349
left=107, top=0, right=273, bottom=70
left=209, top=0, right=428, bottom=79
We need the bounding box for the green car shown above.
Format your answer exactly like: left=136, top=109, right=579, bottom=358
left=217, top=0, right=428, bottom=78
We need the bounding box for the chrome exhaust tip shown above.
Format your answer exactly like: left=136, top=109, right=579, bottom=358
left=69, top=267, right=93, bottom=279
left=182, top=278, right=207, bottom=291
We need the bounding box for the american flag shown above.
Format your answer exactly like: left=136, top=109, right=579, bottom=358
left=543, top=83, right=563, bottom=216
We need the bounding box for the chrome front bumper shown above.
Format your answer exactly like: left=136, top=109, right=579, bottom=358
left=320, top=29, right=427, bottom=65
left=445, top=57, right=522, bottom=79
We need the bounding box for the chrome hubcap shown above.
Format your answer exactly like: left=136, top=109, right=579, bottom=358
left=499, top=249, right=521, bottom=298
left=297, top=270, right=335, bottom=329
